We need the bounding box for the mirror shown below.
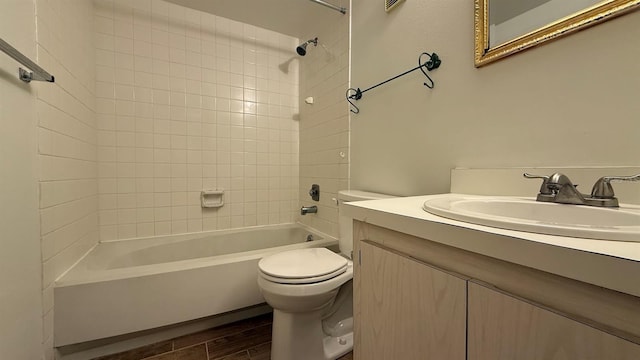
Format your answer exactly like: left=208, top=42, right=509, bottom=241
left=474, top=0, right=640, bottom=67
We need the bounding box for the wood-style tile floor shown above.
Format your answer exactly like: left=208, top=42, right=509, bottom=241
left=93, top=313, right=353, bottom=360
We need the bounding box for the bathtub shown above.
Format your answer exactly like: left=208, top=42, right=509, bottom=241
left=54, top=223, right=337, bottom=346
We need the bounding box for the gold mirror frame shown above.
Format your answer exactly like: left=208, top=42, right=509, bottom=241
left=475, top=0, right=640, bottom=67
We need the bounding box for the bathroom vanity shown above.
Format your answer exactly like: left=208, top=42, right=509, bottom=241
left=344, top=195, right=640, bottom=359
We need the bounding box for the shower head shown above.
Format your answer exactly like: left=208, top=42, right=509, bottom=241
left=296, top=37, right=318, bottom=56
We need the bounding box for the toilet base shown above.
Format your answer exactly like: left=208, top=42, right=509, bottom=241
left=323, top=330, right=353, bottom=360
left=270, top=309, right=353, bottom=360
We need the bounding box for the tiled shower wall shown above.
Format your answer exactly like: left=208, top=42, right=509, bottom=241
left=297, top=10, right=350, bottom=238
left=94, top=0, right=300, bottom=240
left=36, top=0, right=98, bottom=357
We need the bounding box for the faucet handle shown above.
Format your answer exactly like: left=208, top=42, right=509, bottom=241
left=523, top=173, right=552, bottom=195
left=591, top=174, right=640, bottom=199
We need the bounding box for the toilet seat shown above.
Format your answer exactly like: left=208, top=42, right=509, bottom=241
left=258, top=248, right=348, bottom=285
left=260, top=266, right=346, bottom=284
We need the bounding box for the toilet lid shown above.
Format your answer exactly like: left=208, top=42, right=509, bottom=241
left=258, top=248, right=348, bottom=281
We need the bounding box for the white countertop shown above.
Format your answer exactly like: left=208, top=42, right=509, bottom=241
left=343, top=194, right=640, bottom=298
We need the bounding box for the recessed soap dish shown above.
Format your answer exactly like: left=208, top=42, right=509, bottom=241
left=201, top=190, right=224, bottom=208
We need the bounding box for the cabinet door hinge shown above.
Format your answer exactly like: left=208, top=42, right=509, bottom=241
left=358, top=249, right=361, bottom=265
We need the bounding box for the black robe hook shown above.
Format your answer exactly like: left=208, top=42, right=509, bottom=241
left=346, top=88, right=362, bottom=114
left=419, top=52, right=441, bottom=89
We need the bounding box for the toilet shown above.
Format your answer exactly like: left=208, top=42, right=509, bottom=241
left=257, top=190, right=393, bottom=360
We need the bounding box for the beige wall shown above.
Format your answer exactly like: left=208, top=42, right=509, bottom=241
left=94, top=0, right=300, bottom=240
left=0, top=1, right=43, bottom=359
left=298, top=11, right=350, bottom=237
left=350, top=0, right=640, bottom=196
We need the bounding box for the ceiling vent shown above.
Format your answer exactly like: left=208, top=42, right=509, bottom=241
left=385, top=0, right=405, bottom=12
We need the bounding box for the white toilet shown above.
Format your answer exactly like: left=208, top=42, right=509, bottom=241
left=257, top=190, right=393, bottom=360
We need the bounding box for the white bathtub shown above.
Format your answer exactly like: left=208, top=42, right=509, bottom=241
left=54, top=223, right=337, bottom=346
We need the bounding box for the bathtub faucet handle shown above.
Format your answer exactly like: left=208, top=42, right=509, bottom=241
left=309, top=184, right=320, bottom=201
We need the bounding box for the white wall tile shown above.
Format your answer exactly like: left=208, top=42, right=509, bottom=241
left=297, top=13, right=349, bottom=237
left=97, top=0, right=299, bottom=239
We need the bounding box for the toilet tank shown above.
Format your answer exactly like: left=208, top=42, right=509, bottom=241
left=338, top=190, right=394, bottom=258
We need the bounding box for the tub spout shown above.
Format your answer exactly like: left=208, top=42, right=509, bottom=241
left=300, top=205, right=318, bottom=215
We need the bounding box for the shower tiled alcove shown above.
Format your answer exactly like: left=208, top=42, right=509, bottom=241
left=48, top=0, right=349, bottom=357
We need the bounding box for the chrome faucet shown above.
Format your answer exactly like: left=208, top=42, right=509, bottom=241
left=546, top=173, right=586, bottom=205
left=524, top=172, right=640, bottom=207
left=300, top=205, right=318, bottom=215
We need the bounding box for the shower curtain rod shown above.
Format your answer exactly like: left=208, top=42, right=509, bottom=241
left=308, top=0, right=346, bottom=14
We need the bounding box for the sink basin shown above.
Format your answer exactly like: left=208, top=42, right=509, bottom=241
left=422, top=194, right=640, bottom=242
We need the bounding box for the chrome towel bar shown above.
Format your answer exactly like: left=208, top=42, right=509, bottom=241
left=0, top=37, right=55, bottom=83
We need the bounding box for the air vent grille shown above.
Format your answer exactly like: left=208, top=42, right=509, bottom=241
left=385, top=0, right=405, bottom=12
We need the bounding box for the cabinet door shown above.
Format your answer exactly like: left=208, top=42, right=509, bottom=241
left=357, top=242, right=466, bottom=360
left=468, top=281, right=640, bottom=360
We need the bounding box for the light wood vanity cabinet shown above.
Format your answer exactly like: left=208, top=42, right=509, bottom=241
left=357, top=241, right=466, bottom=360
left=468, top=281, right=640, bottom=360
left=353, top=221, right=640, bottom=360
